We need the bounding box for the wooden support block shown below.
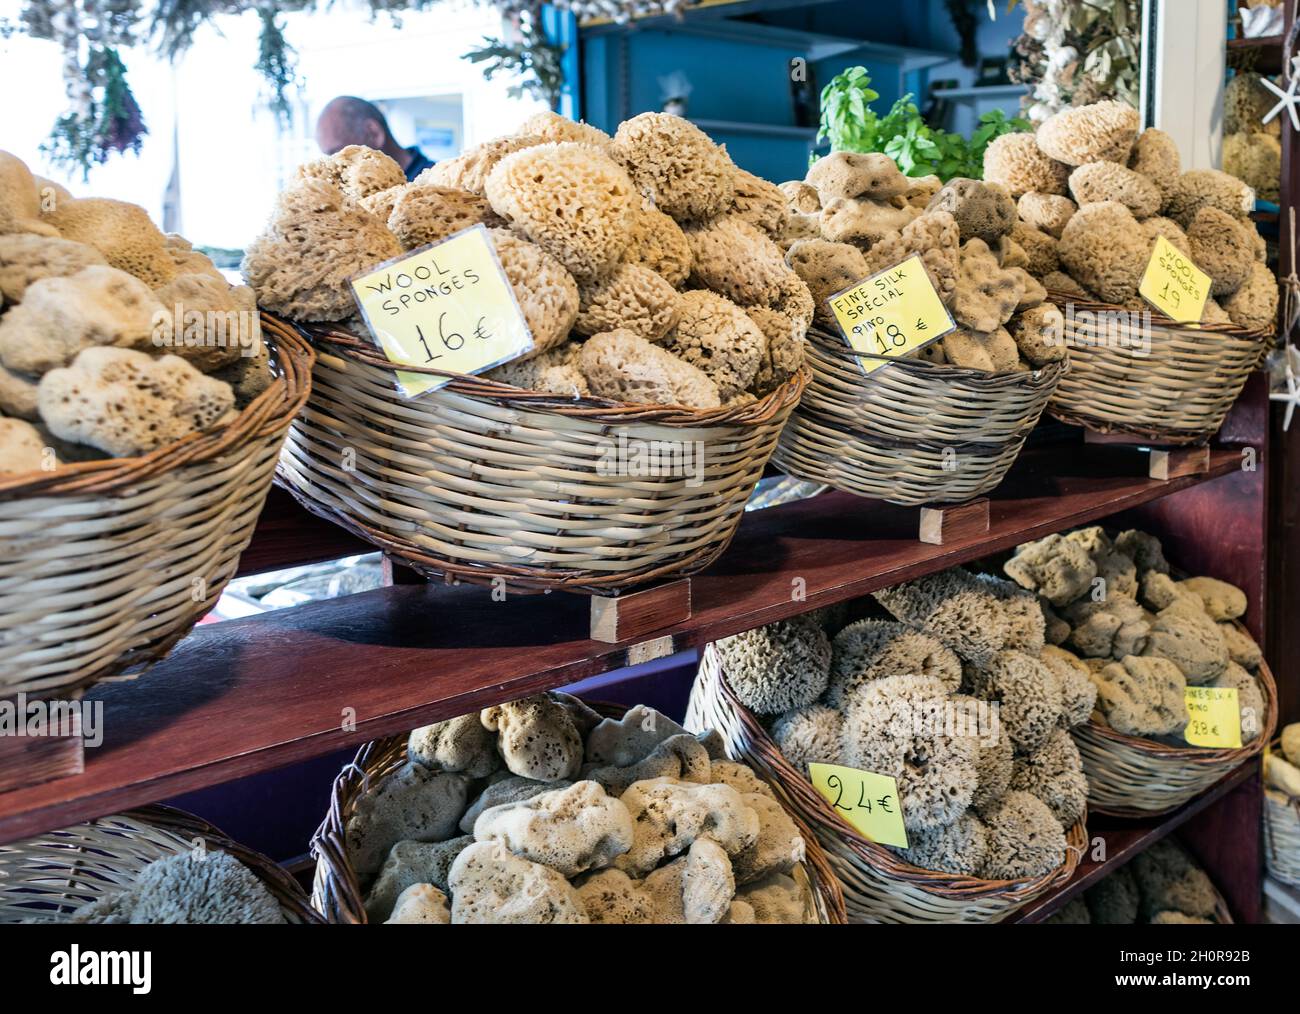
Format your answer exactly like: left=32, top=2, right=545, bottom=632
left=590, top=579, right=692, bottom=644
left=382, top=555, right=426, bottom=585
left=1148, top=446, right=1211, bottom=481
left=0, top=721, right=84, bottom=795
left=918, top=498, right=989, bottom=546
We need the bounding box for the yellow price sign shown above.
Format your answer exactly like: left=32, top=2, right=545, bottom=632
left=827, top=254, right=955, bottom=374
left=349, top=224, right=534, bottom=398
left=1184, top=686, right=1241, bottom=749
left=808, top=763, right=909, bottom=848
left=1139, top=235, right=1211, bottom=324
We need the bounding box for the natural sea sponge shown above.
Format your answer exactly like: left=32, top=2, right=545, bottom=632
left=1009, top=302, right=1066, bottom=366
left=415, top=134, right=543, bottom=195
left=735, top=872, right=811, bottom=923
left=0, top=266, right=165, bottom=375
left=731, top=791, right=802, bottom=884
left=1009, top=728, right=1088, bottom=826
left=1069, top=161, right=1162, bottom=217
left=484, top=341, right=587, bottom=397
left=485, top=142, right=636, bottom=282
left=386, top=884, right=451, bottom=924
left=153, top=273, right=259, bottom=373
left=713, top=616, right=831, bottom=716
left=472, top=780, right=634, bottom=877
left=1090, top=655, right=1188, bottom=736
left=344, top=762, right=470, bottom=875
left=807, top=151, right=909, bottom=202
left=1065, top=596, right=1150, bottom=659
left=1179, top=576, right=1247, bottom=621
left=1128, top=127, right=1182, bottom=200
left=942, top=325, right=1020, bottom=372
left=481, top=693, right=588, bottom=782
left=485, top=228, right=579, bottom=356
left=1017, top=192, right=1076, bottom=238
left=44, top=197, right=178, bottom=288
left=642, top=838, right=736, bottom=924
left=615, top=777, right=759, bottom=876
left=966, top=649, right=1065, bottom=753
left=1219, top=621, right=1261, bottom=669
left=1143, top=599, right=1229, bottom=684
left=892, top=812, right=989, bottom=876
left=874, top=567, right=1011, bottom=666
left=409, top=713, right=498, bottom=778
left=448, top=841, right=588, bottom=924
left=951, top=239, right=1022, bottom=333
left=459, top=776, right=567, bottom=834
left=163, top=234, right=224, bottom=281
left=612, top=112, right=735, bottom=221
left=1131, top=840, right=1217, bottom=922
left=1087, top=864, right=1140, bottom=923
left=1058, top=201, right=1148, bottom=303
left=1036, top=100, right=1139, bottom=166
left=983, top=132, right=1070, bottom=196
left=927, top=178, right=1016, bottom=243
left=1221, top=260, right=1280, bottom=331
left=728, top=166, right=789, bottom=236
left=977, top=575, right=1048, bottom=654
left=979, top=790, right=1067, bottom=879
left=1114, top=529, right=1170, bottom=577
left=819, top=196, right=918, bottom=247
left=621, top=205, right=692, bottom=286
left=771, top=704, right=843, bottom=774
left=1140, top=215, right=1190, bottom=255
left=826, top=618, right=962, bottom=707
left=582, top=733, right=711, bottom=797
left=1005, top=532, right=1098, bottom=605
left=577, top=328, right=721, bottom=409
left=904, top=174, right=943, bottom=208
left=1225, top=73, right=1280, bottom=137
left=517, top=110, right=612, bottom=150
left=746, top=280, right=811, bottom=394
left=242, top=179, right=402, bottom=322
left=0, top=234, right=107, bottom=304
left=1042, top=269, right=1088, bottom=297
left=1224, top=131, right=1281, bottom=203
left=1040, top=644, right=1098, bottom=727
left=972, top=721, right=1014, bottom=812
left=1210, top=662, right=1265, bottom=743
left=1010, top=221, right=1060, bottom=277
left=0, top=418, right=45, bottom=474
left=1165, top=169, right=1254, bottom=229
left=364, top=836, right=473, bottom=921
left=1185, top=207, right=1254, bottom=297
left=575, top=264, right=679, bottom=342
left=386, top=183, right=498, bottom=249
left=785, top=238, right=869, bottom=326
left=299, top=144, right=406, bottom=201
left=0, top=150, right=57, bottom=237
left=585, top=705, right=689, bottom=767
left=38, top=347, right=235, bottom=458
left=685, top=215, right=791, bottom=306
left=662, top=289, right=765, bottom=401
left=840, top=674, right=980, bottom=833
left=895, top=210, right=961, bottom=300
left=574, top=868, right=655, bottom=924
left=781, top=180, right=821, bottom=214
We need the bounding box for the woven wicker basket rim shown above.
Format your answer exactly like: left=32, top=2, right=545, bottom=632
left=699, top=643, right=1086, bottom=901
left=805, top=325, right=1070, bottom=390
left=1044, top=289, right=1273, bottom=340
left=311, top=701, right=848, bottom=924
left=302, top=322, right=809, bottom=427
left=789, top=399, right=1052, bottom=455
left=1078, top=620, right=1278, bottom=764
left=0, top=313, right=315, bottom=500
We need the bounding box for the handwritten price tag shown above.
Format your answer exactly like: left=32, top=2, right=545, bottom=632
left=1184, top=686, right=1241, bottom=749
left=827, top=254, right=955, bottom=374
left=808, top=763, right=909, bottom=847
left=349, top=224, right=534, bottom=398
left=1139, top=235, right=1211, bottom=324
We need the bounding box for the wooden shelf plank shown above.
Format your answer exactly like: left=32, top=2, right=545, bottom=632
left=1012, top=761, right=1258, bottom=923
left=0, top=441, right=1247, bottom=844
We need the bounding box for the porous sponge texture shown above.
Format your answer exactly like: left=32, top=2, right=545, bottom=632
left=983, top=132, right=1070, bottom=197
left=612, top=113, right=736, bottom=221
left=577, top=328, right=721, bottom=409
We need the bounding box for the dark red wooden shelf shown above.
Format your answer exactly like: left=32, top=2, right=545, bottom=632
left=0, top=439, right=1249, bottom=844
left=1012, top=760, right=1259, bottom=923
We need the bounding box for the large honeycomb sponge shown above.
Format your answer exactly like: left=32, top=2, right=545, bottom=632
left=1058, top=201, right=1148, bottom=303
left=299, top=144, right=406, bottom=201
left=415, top=134, right=543, bottom=195
left=486, top=228, right=579, bottom=356
left=685, top=216, right=791, bottom=306
left=1224, top=132, right=1281, bottom=203
left=982, top=132, right=1070, bottom=197
left=1185, top=207, right=1254, bottom=297
left=1164, top=169, right=1255, bottom=227
left=1128, top=128, right=1182, bottom=201
left=806, top=151, right=909, bottom=202
left=1068, top=161, right=1162, bottom=217
left=712, top=616, right=831, bottom=716
left=1035, top=100, right=1139, bottom=166
left=516, top=110, right=613, bottom=150
left=574, top=264, right=679, bottom=343
left=621, top=205, right=692, bottom=286
left=728, top=166, right=790, bottom=237
left=978, top=790, right=1067, bottom=879
left=662, top=289, right=766, bottom=401
left=1221, top=260, right=1279, bottom=331
left=45, top=197, right=178, bottom=289
left=0, top=234, right=107, bottom=304
left=484, top=142, right=637, bottom=282
left=577, top=328, right=720, bottom=409
left=785, top=238, right=869, bottom=326
left=485, top=342, right=587, bottom=397
left=825, top=618, right=962, bottom=708
left=950, top=239, right=1022, bottom=333
left=242, top=179, right=402, bottom=322
left=1017, top=192, right=1076, bottom=238
left=612, top=112, right=736, bottom=221
left=926, top=178, right=1016, bottom=244
left=386, top=184, right=499, bottom=250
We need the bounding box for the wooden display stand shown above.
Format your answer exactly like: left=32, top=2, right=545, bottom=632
left=0, top=713, right=84, bottom=795
left=1083, top=430, right=1212, bottom=480
left=918, top=497, right=990, bottom=545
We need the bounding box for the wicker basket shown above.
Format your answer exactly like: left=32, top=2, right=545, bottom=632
left=1264, top=738, right=1300, bottom=887
left=772, top=326, right=1065, bottom=506
left=0, top=314, right=313, bottom=698
left=278, top=324, right=807, bottom=594
left=1071, top=640, right=1278, bottom=817
left=1045, top=292, right=1270, bottom=444
left=311, top=701, right=847, bottom=924
left=686, top=645, right=1086, bottom=923
left=0, top=803, right=319, bottom=924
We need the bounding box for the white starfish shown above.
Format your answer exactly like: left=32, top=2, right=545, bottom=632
left=1271, top=348, right=1300, bottom=431
left=1261, top=72, right=1300, bottom=132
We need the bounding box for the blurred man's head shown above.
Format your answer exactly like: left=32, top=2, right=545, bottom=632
left=315, top=96, right=397, bottom=157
